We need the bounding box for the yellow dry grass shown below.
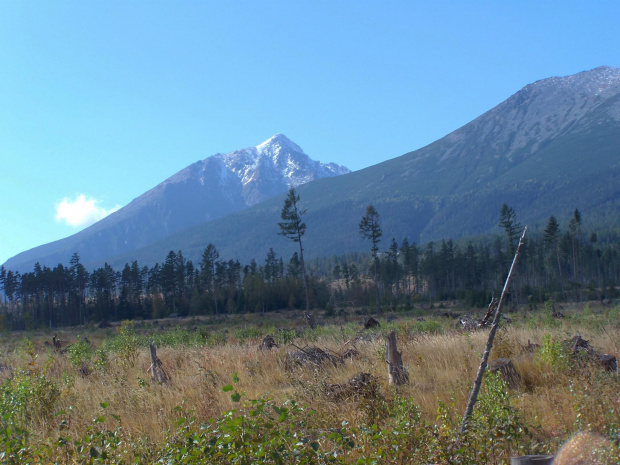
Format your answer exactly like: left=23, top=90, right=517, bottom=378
left=2, top=306, right=619, bottom=457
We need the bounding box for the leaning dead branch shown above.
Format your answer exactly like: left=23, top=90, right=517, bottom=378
left=460, top=226, right=527, bottom=434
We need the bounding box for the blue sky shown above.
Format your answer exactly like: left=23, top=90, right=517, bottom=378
left=1, top=1, right=619, bottom=266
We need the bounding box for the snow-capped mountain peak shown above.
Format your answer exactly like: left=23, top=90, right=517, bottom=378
left=213, top=134, right=350, bottom=204
left=256, top=133, right=303, bottom=156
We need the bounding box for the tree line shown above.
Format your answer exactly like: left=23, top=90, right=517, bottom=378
left=0, top=197, right=618, bottom=330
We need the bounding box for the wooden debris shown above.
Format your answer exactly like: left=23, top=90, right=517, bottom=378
left=258, top=335, right=278, bottom=351
left=304, top=311, right=316, bottom=329
left=284, top=344, right=360, bottom=370
left=480, top=297, right=498, bottom=327
left=459, top=315, right=477, bottom=331
left=386, top=331, right=408, bottom=385
left=488, top=358, right=521, bottom=388
left=284, top=344, right=341, bottom=370
left=569, top=334, right=590, bottom=352
left=340, top=347, right=360, bottom=361
left=510, top=455, right=554, bottom=464
left=522, top=339, right=541, bottom=353
left=441, top=311, right=460, bottom=319
left=323, top=372, right=379, bottom=401
left=148, top=342, right=170, bottom=384
left=363, top=317, right=380, bottom=329
left=78, top=364, right=92, bottom=378
left=598, top=354, right=617, bottom=372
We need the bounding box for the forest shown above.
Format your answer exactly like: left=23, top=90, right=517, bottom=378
left=0, top=206, right=618, bottom=331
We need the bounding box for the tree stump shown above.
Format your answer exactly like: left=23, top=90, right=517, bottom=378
left=598, top=354, right=617, bottom=372
left=386, top=331, right=408, bottom=385
left=258, top=335, right=278, bottom=351
left=149, top=342, right=170, bottom=384
left=488, top=358, right=521, bottom=388
left=304, top=311, right=316, bottom=329
left=363, top=317, right=380, bottom=330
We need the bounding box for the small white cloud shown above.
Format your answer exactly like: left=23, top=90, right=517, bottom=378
left=55, top=194, right=121, bottom=227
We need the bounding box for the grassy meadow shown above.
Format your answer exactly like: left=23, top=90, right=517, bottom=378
left=1, top=302, right=619, bottom=464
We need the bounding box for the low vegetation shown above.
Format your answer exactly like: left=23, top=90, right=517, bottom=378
left=1, top=302, right=619, bottom=463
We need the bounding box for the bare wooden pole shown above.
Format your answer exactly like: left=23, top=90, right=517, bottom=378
left=386, top=330, right=409, bottom=385
left=460, top=227, right=527, bottom=433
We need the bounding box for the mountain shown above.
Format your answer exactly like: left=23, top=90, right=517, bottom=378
left=4, top=134, right=349, bottom=271
left=102, top=66, right=620, bottom=268
left=5, top=66, right=620, bottom=272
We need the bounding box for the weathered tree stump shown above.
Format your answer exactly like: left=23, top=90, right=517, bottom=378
left=598, top=354, right=617, bottom=372
left=569, top=334, right=590, bottom=352
left=363, top=317, right=380, bottom=330
left=488, top=358, right=521, bottom=388
left=258, top=335, right=278, bottom=351
left=148, top=342, right=170, bottom=384
left=52, top=334, right=64, bottom=351
left=386, top=331, right=408, bottom=385
left=304, top=311, right=316, bottom=330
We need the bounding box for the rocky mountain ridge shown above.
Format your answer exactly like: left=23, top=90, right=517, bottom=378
left=4, top=66, right=620, bottom=271
left=3, top=134, right=349, bottom=271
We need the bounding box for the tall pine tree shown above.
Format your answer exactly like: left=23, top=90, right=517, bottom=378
left=278, top=188, right=310, bottom=311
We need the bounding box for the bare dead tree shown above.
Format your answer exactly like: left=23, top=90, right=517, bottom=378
left=460, top=227, right=527, bottom=433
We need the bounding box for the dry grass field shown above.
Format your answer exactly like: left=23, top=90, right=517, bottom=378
left=1, top=302, right=619, bottom=463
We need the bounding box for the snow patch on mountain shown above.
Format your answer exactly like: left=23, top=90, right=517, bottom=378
left=213, top=134, right=350, bottom=204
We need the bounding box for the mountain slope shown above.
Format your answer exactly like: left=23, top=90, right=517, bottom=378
left=106, top=66, right=620, bottom=267
left=4, top=134, right=349, bottom=271
left=6, top=66, right=620, bottom=271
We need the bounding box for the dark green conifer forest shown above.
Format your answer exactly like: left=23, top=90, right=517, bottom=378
left=1, top=207, right=618, bottom=330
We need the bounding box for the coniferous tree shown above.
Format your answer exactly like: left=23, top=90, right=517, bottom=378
left=278, top=187, right=310, bottom=311
left=200, top=243, right=219, bottom=315
left=288, top=252, right=302, bottom=280
left=568, top=208, right=582, bottom=282
left=544, top=215, right=564, bottom=294
left=499, top=203, right=522, bottom=256
left=359, top=205, right=382, bottom=312
left=0, top=266, right=7, bottom=327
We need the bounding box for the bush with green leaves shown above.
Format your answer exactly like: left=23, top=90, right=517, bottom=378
left=160, top=373, right=334, bottom=464
left=535, top=333, right=570, bottom=371
left=66, top=336, right=94, bottom=370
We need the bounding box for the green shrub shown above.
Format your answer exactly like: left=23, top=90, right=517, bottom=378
left=536, top=333, right=569, bottom=371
